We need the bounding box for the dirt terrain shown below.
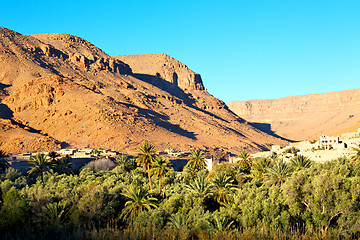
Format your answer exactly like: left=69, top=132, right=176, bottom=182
left=228, top=89, right=360, bottom=141
left=0, top=27, right=286, bottom=154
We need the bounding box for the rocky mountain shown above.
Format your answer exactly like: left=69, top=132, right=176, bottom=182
left=228, top=89, right=360, bottom=141
left=0, top=27, right=286, bottom=154
left=115, top=54, right=204, bottom=91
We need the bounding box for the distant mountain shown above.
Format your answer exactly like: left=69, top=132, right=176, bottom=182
left=0, top=27, right=286, bottom=154
left=228, top=89, right=360, bottom=141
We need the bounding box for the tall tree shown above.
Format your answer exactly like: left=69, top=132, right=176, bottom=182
left=0, top=150, right=9, bottom=173
left=120, top=184, right=157, bottom=223
left=149, top=156, right=172, bottom=194
left=350, top=144, right=360, bottom=162
left=44, top=202, right=72, bottom=227
left=28, top=153, right=53, bottom=182
left=48, top=151, right=60, bottom=162
left=211, top=215, right=234, bottom=231
left=185, top=176, right=212, bottom=200
left=250, top=157, right=273, bottom=182
left=210, top=172, right=237, bottom=206
left=265, top=159, right=291, bottom=186
left=236, top=151, right=252, bottom=169
left=116, top=154, right=129, bottom=165
left=54, top=155, right=74, bottom=175
left=186, top=149, right=206, bottom=172
left=284, top=146, right=300, bottom=155
left=290, top=155, right=312, bottom=169
left=169, top=213, right=191, bottom=230
left=116, top=154, right=136, bottom=172
left=0, top=188, right=30, bottom=230
left=136, top=141, right=158, bottom=191
left=269, top=152, right=279, bottom=161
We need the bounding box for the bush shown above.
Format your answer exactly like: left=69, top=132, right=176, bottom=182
left=84, top=158, right=116, bottom=171
left=0, top=188, right=30, bottom=231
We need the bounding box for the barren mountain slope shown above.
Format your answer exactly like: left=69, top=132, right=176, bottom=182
left=0, top=27, right=286, bottom=154
left=115, top=54, right=204, bottom=91
left=228, top=89, right=360, bottom=141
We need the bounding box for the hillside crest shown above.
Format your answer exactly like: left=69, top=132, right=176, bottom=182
left=0, top=27, right=286, bottom=154
left=228, top=88, right=360, bottom=141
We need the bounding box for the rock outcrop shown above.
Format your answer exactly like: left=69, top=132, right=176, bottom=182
left=115, top=54, right=204, bottom=91
left=33, top=34, right=132, bottom=75
left=228, top=89, right=360, bottom=141
left=0, top=27, right=286, bottom=154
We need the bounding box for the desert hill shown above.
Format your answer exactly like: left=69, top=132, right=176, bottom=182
left=115, top=54, right=204, bottom=91
left=0, top=27, right=286, bottom=154
left=228, top=89, right=360, bottom=141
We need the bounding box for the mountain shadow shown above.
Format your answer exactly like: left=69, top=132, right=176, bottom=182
left=250, top=122, right=296, bottom=143
left=0, top=83, right=11, bottom=90
left=0, top=104, right=13, bottom=119
left=121, top=102, right=197, bottom=140
left=133, top=73, right=196, bottom=105
left=133, top=73, right=231, bottom=123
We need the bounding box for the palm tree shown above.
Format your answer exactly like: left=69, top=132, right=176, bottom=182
left=236, top=151, right=252, bottom=169
left=28, top=153, right=53, bottom=182
left=136, top=141, right=158, bottom=191
left=44, top=202, right=72, bottom=227
left=210, top=172, right=237, bottom=206
left=232, top=164, right=248, bottom=184
left=116, top=154, right=136, bottom=172
left=283, top=146, right=299, bottom=155
left=0, top=150, right=9, bottom=173
left=149, top=156, right=172, bottom=194
left=250, top=157, right=273, bottom=182
left=169, top=213, right=191, bottom=230
left=186, top=149, right=206, bottom=172
left=269, top=152, right=279, bottom=161
left=183, top=163, right=197, bottom=179
left=48, top=151, right=60, bottom=162
left=120, top=184, right=157, bottom=223
left=350, top=144, right=360, bottom=162
left=54, top=155, right=74, bottom=175
left=211, top=215, right=234, bottom=231
left=116, top=154, right=129, bottom=165
left=290, top=155, right=312, bottom=169
left=264, top=159, right=291, bottom=186
left=185, top=176, right=212, bottom=199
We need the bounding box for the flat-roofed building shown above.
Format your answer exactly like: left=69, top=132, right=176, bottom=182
left=320, top=135, right=340, bottom=150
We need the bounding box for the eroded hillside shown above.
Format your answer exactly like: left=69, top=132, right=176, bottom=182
left=0, top=27, right=286, bottom=154
left=228, top=89, right=360, bottom=141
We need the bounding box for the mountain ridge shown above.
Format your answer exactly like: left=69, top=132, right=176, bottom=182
left=0, top=27, right=286, bottom=154
left=228, top=88, right=360, bottom=141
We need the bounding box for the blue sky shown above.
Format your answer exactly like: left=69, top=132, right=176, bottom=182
left=1, top=0, right=359, bottom=102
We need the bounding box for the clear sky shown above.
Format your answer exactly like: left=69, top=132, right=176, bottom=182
left=1, top=0, right=359, bottom=102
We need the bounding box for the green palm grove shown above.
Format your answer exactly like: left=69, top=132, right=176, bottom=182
left=0, top=143, right=360, bottom=239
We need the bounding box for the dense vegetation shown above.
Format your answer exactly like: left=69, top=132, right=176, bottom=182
left=0, top=144, right=360, bottom=239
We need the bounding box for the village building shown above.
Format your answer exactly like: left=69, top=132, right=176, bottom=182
left=319, top=135, right=340, bottom=150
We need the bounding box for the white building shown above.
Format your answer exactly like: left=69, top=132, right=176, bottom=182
left=319, top=135, right=340, bottom=150
left=205, top=158, right=214, bottom=171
